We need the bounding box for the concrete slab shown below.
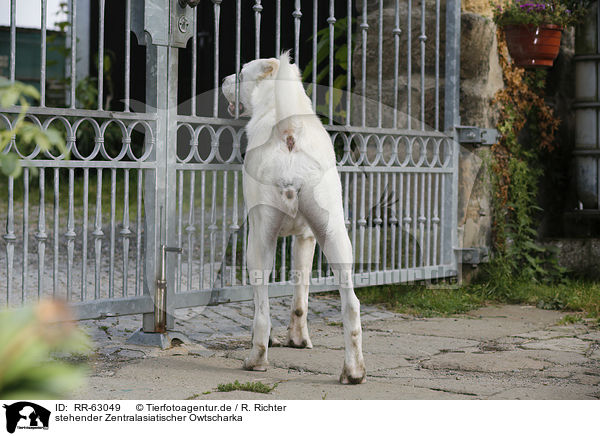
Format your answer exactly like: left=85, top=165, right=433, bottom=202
left=519, top=337, right=591, bottom=354
left=421, top=351, right=550, bottom=372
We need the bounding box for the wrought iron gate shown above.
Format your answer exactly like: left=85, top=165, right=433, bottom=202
left=1, top=0, right=462, bottom=328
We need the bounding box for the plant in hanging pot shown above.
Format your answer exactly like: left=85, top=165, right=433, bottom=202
left=492, top=0, right=585, bottom=68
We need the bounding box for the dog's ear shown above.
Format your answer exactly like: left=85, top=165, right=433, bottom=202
left=259, top=59, right=279, bottom=80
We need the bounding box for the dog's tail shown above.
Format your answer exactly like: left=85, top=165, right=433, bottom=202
left=275, top=51, right=313, bottom=136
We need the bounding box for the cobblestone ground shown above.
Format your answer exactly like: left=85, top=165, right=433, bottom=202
left=76, top=296, right=600, bottom=400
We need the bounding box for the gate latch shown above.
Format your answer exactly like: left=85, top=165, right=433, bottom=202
left=455, top=126, right=498, bottom=147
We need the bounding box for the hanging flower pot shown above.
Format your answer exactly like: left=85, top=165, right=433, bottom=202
left=503, top=23, right=563, bottom=68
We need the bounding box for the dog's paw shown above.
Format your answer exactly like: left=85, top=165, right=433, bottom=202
left=284, top=337, right=313, bottom=349
left=339, top=363, right=366, bottom=385
left=268, top=336, right=282, bottom=347
left=243, top=357, right=269, bottom=372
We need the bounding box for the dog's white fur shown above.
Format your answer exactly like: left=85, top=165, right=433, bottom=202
left=222, top=53, right=366, bottom=384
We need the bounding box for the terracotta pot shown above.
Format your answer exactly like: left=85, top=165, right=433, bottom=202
left=503, top=24, right=563, bottom=68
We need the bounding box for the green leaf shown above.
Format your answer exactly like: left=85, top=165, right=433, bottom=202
left=0, top=153, right=22, bottom=178
left=0, top=88, right=20, bottom=108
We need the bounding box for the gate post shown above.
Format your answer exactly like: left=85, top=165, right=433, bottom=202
left=444, top=0, right=461, bottom=277
left=127, top=0, right=193, bottom=346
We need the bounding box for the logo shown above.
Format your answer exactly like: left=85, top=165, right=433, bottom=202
left=2, top=402, right=50, bottom=434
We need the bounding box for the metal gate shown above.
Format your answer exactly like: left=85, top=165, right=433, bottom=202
left=1, top=0, right=461, bottom=328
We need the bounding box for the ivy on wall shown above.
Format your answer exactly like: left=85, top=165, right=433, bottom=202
left=485, top=30, right=565, bottom=289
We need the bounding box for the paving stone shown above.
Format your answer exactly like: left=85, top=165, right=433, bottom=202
left=578, top=331, right=600, bottom=341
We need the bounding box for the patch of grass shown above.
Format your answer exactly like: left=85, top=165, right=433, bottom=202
left=326, top=321, right=342, bottom=327
left=97, top=325, right=109, bottom=332
left=355, top=279, right=600, bottom=320
left=558, top=314, right=583, bottom=325
left=356, top=284, right=486, bottom=317
left=216, top=380, right=278, bottom=394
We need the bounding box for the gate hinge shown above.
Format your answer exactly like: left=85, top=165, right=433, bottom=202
left=455, top=247, right=489, bottom=264
left=455, top=126, right=498, bottom=147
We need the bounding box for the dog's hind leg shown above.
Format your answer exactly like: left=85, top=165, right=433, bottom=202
left=244, top=205, right=283, bottom=371
left=298, top=183, right=366, bottom=384
left=285, top=232, right=316, bottom=348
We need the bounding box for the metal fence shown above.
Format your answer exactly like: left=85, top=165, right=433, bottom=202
left=1, top=0, right=461, bottom=327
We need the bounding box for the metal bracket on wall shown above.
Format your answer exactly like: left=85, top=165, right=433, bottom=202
left=456, top=126, right=498, bottom=147
left=455, top=247, right=489, bottom=264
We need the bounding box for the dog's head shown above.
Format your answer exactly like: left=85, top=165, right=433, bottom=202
left=222, top=58, right=279, bottom=118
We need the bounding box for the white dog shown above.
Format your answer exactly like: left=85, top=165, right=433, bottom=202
left=222, top=52, right=365, bottom=384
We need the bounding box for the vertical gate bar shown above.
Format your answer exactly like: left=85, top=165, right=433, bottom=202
left=393, top=0, right=400, bottom=129
left=377, top=0, right=383, bottom=127
left=214, top=0, right=222, bottom=117
left=231, top=171, right=240, bottom=285
left=351, top=171, right=357, bottom=273
left=449, top=140, right=459, bottom=271
left=221, top=170, right=228, bottom=288
left=404, top=173, right=410, bottom=269
left=93, top=169, right=103, bottom=299
left=360, top=1, right=368, bottom=127
left=346, top=0, right=352, bottom=126
left=432, top=172, right=439, bottom=265
left=122, top=169, right=131, bottom=297
left=382, top=173, right=388, bottom=270
left=328, top=0, right=336, bottom=124
left=420, top=0, right=426, bottom=130
left=367, top=172, right=374, bottom=271
left=280, top=236, right=286, bottom=282
left=135, top=169, right=142, bottom=296
left=426, top=172, right=432, bottom=266
left=65, top=168, right=75, bottom=301
left=191, top=11, right=197, bottom=116
left=199, top=171, right=206, bottom=289
left=209, top=170, right=218, bottom=287
left=52, top=168, right=59, bottom=297
left=9, top=0, right=16, bottom=82
left=4, top=176, right=15, bottom=306
left=276, top=0, right=281, bottom=55
left=397, top=171, right=403, bottom=270
left=124, top=0, right=131, bottom=112
left=317, top=243, right=323, bottom=279
left=242, top=204, right=247, bottom=286
left=69, top=0, right=77, bottom=108
left=358, top=172, right=366, bottom=272
left=290, top=236, right=296, bottom=279
left=40, top=0, right=47, bottom=106
left=82, top=168, right=89, bottom=300
left=419, top=172, right=425, bottom=266
left=435, top=0, right=440, bottom=130
left=412, top=173, right=418, bottom=268
left=187, top=172, right=196, bottom=291
left=312, top=0, right=318, bottom=110
left=407, top=0, right=412, bottom=130
left=97, top=0, right=105, bottom=111
left=374, top=172, right=382, bottom=269
left=109, top=168, right=116, bottom=298
left=273, top=246, right=278, bottom=282
left=254, top=0, right=262, bottom=59
left=440, top=172, right=446, bottom=264
left=176, top=170, right=183, bottom=293
left=390, top=173, right=397, bottom=270
left=22, top=168, right=29, bottom=304
left=235, top=0, right=241, bottom=118
left=294, top=0, right=302, bottom=61
left=36, top=169, right=47, bottom=301
left=65, top=168, right=77, bottom=301
left=444, top=0, right=461, bottom=131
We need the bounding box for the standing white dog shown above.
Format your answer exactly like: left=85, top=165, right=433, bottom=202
left=222, top=52, right=365, bottom=384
